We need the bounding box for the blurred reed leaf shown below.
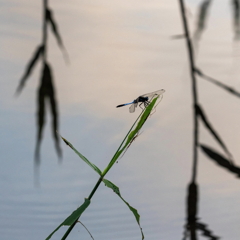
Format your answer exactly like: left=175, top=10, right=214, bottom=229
left=103, top=179, right=144, bottom=240
left=16, top=45, right=44, bottom=95
left=46, top=8, right=69, bottom=63
left=231, top=0, right=240, bottom=40
left=195, top=104, right=233, bottom=162
left=35, top=62, right=62, bottom=163
left=46, top=8, right=62, bottom=47
left=195, top=68, right=240, bottom=98
left=45, top=198, right=90, bottom=240
left=171, top=34, right=186, bottom=39
left=17, top=1, right=69, bottom=163
left=193, top=0, right=212, bottom=40
left=200, top=144, right=240, bottom=177
left=77, top=221, right=94, bottom=240
left=60, top=136, right=102, bottom=176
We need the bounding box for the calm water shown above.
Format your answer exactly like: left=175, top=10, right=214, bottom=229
left=1, top=0, right=240, bottom=239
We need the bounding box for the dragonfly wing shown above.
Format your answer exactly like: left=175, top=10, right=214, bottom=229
left=140, top=89, right=165, bottom=100
left=129, top=102, right=138, bottom=113
left=149, top=91, right=164, bottom=111
left=118, top=89, right=165, bottom=113
left=157, top=92, right=164, bottom=104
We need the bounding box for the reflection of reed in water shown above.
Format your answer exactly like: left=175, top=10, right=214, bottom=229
left=193, top=0, right=212, bottom=44
left=178, top=0, right=240, bottom=239
left=16, top=0, right=68, bottom=168
left=193, top=0, right=240, bottom=46
left=183, top=182, right=220, bottom=240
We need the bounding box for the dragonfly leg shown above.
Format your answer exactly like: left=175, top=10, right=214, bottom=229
left=139, top=102, right=145, bottom=110
left=144, top=101, right=150, bottom=108
left=139, top=101, right=151, bottom=110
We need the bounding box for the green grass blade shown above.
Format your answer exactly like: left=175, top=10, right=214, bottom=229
left=103, top=96, right=159, bottom=175
left=61, top=136, right=102, bottom=175
left=103, top=179, right=144, bottom=240
left=45, top=198, right=90, bottom=240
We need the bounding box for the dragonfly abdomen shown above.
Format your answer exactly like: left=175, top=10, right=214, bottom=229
left=116, top=102, right=134, bottom=108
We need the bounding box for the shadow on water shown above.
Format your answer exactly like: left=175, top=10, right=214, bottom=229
left=35, top=62, right=61, bottom=164
left=183, top=182, right=220, bottom=240
left=193, top=0, right=212, bottom=43
left=231, top=0, right=240, bottom=40
left=15, top=0, right=68, bottom=174
left=11, top=0, right=240, bottom=237
left=178, top=0, right=240, bottom=239
left=193, top=0, right=240, bottom=47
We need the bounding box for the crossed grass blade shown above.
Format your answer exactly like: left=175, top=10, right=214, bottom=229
left=77, top=221, right=94, bottom=240
left=45, top=198, right=90, bottom=240
left=60, top=136, right=102, bottom=176
left=103, top=179, right=144, bottom=239
left=59, top=95, right=161, bottom=177
left=47, top=92, right=163, bottom=240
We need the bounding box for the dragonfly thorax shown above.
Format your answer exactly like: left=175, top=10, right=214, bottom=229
left=134, top=96, right=148, bottom=103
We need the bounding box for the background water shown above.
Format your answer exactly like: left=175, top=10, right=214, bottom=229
left=1, top=0, right=240, bottom=239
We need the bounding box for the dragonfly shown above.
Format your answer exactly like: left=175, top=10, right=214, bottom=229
left=116, top=89, right=165, bottom=113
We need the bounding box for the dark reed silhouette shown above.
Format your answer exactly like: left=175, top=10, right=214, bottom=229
left=193, top=0, right=212, bottom=42
left=178, top=0, right=240, bottom=239
left=201, top=145, right=240, bottom=178
left=195, top=104, right=233, bottom=162
left=232, top=0, right=240, bottom=40
left=16, top=0, right=68, bottom=166
left=180, top=0, right=240, bottom=177
left=195, top=68, right=240, bottom=98
left=193, top=0, right=240, bottom=42
left=183, top=182, right=220, bottom=240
